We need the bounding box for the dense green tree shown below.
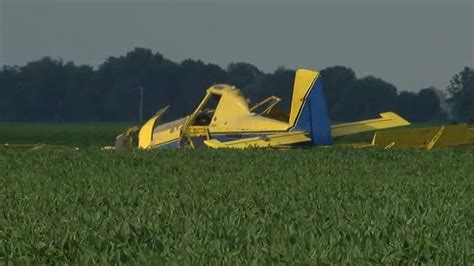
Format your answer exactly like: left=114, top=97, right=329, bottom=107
left=448, top=67, right=474, bottom=122
left=244, top=67, right=295, bottom=115
left=227, top=62, right=264, bottom=89
left=94, top=48, right=158, bottom=121
left=0, top=48, right=453, bottom=124
left=0, top=66, right=20, bottom=120
left=396, top=88, right=446, bottom=122
left=320, top=66, right=357, bottom=121
left=333, top=76, right=397, bottom=121
left=60, top=63, right=95, bottom=121
left=414, top=88, right=446, bottom=122
left=395, top=91, right=417, bottom=121
left=10, top=58, right=94, bottom=122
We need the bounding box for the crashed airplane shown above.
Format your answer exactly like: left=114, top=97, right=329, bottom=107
left=115, top=69, right=413, bottom=150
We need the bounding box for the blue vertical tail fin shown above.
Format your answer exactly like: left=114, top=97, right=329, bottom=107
left=289, top=69, right=332, bottom=145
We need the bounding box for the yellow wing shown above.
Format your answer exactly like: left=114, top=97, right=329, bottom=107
left=204, top=132, right=311, bottom=149
left=331, top=112, right=410, bottom=138
left=372, top=124, right=474, bottom=149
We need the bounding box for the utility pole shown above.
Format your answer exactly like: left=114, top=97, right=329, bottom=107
left=136, top=87, right=144, bottom=122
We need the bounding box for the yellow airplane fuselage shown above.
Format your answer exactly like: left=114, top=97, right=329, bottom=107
left=135, top=69, right=410, bottom=149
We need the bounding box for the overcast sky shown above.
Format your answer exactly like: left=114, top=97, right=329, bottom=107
left=0, top=0, right=473, bottom=91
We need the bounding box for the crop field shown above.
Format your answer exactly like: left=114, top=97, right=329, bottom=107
left=1, top=124, right=473, bottom=264
left=0, top=123, right=129, bottom=148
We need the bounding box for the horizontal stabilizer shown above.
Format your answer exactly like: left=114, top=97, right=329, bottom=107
left=204, top=132, right=311, bottom=149
left=331, top=112, right=410, bottom=138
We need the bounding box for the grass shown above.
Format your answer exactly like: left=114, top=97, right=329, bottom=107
left=1, top=146, right=473, bottom=264
left=0, top=123, right=130, bottom=147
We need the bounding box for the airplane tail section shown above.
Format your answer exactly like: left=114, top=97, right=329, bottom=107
left=289, top=69, right=332, bottom=145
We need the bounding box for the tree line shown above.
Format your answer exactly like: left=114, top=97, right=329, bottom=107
left=0, top=47, right=472, bottom=123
